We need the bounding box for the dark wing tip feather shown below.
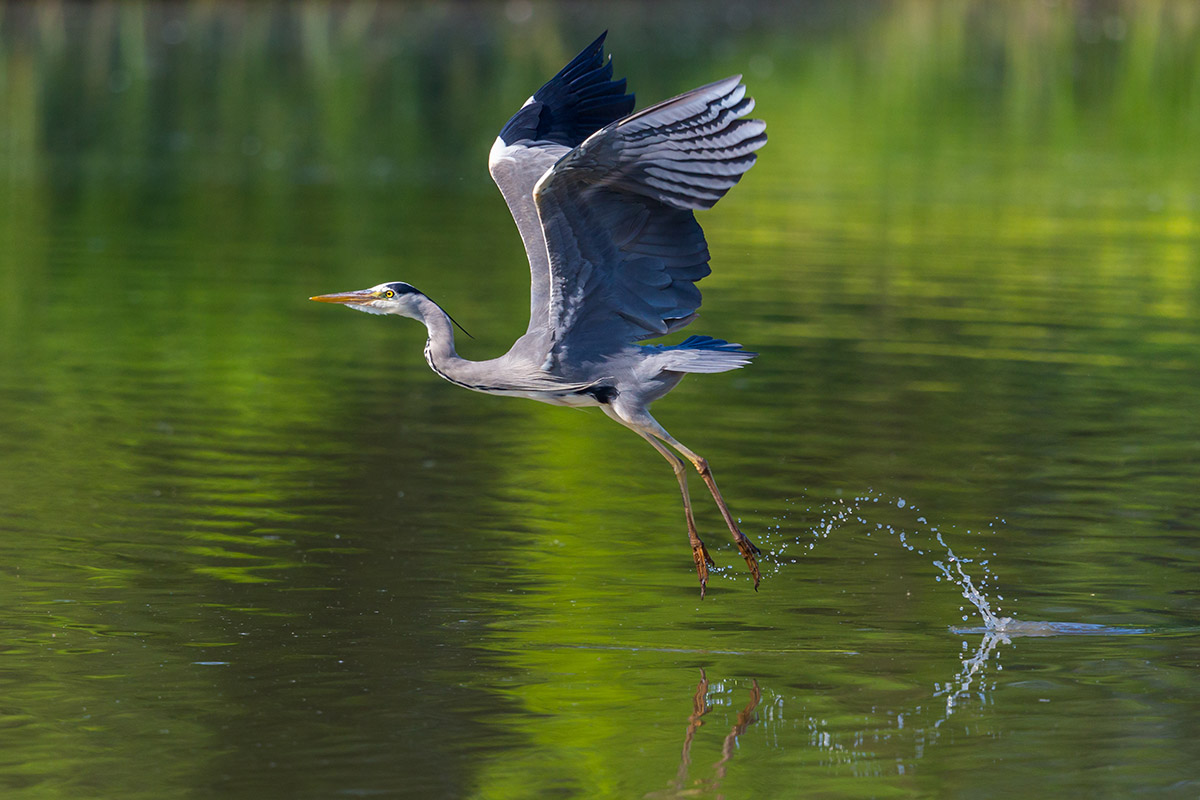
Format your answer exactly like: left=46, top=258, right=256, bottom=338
left=497, top=32, right=636, bottom=148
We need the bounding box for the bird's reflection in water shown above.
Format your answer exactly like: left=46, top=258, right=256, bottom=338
left=649, top=669, right=761, bottom=799
left=645, top=632, right=1015, bottom=795
left=635, top=607, right=1152, bottom=794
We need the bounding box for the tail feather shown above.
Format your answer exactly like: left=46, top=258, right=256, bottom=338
left=655, top=335, right=757, bottom=374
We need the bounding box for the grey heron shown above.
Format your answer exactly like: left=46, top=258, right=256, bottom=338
left=312, top=33, right=766, bottom=596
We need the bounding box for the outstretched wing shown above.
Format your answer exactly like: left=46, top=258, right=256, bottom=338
left=488, top=33, right=635, bottom=335
left=533, top=76, right=766, bottom=369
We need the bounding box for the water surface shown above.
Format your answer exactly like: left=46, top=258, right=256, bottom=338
left=1, top=3, right=1198, bottom=798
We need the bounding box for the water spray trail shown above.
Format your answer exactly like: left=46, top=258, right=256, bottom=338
left=931, top=532, right=1004, bottom=629
left=759, top=489, right=1008, bottom=630
left=758, top=488, right=1014, bottom=723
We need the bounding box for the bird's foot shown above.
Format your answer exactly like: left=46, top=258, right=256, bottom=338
left=692, top=542, right=715, bottom=599
left=736, top=537, right=762, bottom=591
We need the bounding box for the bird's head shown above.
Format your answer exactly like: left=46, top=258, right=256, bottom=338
left=310, top=281, right=473, bottom=338
left=310, top=282, right=425, bottom=318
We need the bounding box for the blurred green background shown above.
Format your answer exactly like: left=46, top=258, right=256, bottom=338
left=1, top=2, right=1198, bottom=798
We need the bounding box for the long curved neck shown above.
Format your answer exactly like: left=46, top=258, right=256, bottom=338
left=411, top=294, right=477, bottom=388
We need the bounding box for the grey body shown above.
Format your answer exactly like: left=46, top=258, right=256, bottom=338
left=312, top=34, right=766, bottom=595
left=416, top=291, right=738, bottom=409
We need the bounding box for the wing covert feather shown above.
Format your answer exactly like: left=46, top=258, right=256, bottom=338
left=534, top=77, right=766, bottom=368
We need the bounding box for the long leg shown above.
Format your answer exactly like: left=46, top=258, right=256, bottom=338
left=713, top=679, right=761, bottom=780
left=633, top=429, right=716, bottom=596
left=606, top=405, right=761, bottom=591
left=675, top=668, right=711, bottom=790
left=656, top=430, right=761, bottom=588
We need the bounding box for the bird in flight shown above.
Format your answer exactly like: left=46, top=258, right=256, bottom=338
left=312, top=33, right=766, bottom=596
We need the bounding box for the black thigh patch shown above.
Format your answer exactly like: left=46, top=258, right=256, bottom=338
left=578, top=384, right=619, bottom=404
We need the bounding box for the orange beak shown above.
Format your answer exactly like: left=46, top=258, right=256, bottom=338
left=310, top=290, right=377, bottom=304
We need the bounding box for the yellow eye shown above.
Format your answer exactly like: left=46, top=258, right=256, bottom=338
left=384, top=290, right=395, bottom=298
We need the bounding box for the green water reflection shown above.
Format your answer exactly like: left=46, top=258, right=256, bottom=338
left=1, top=2, right=1198, bottom=798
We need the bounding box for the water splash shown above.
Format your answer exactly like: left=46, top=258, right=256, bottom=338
left=756, top=488, right=1010, bottom=628
left=755, top=488, right=1150, bottom=722
left=952, top=620, right=1152, bottom=637
left=931, top=531, right=1002, bottom=628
